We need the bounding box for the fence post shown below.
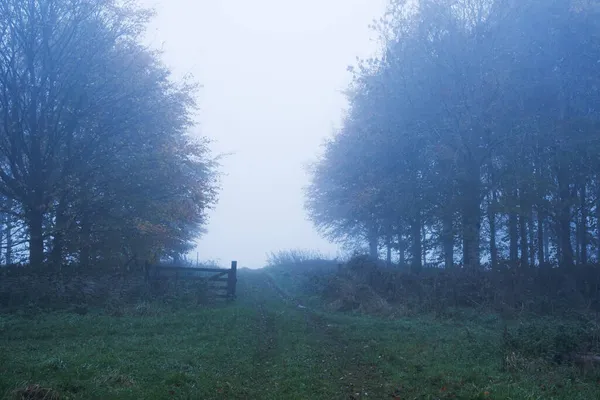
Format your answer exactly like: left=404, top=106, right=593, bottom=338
left=228, top=260, right=237, bottom=299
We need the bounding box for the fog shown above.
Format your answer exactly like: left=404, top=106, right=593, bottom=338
left=139, top=0, right=386, bottom=268
left=4, top=2, right=600, bottom=399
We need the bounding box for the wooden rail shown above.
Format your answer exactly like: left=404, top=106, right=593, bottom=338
left=145, top=260, right=237, bottom=299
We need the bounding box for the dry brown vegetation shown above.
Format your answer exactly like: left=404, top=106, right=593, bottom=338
left=321, top=256, right=600, bottom=317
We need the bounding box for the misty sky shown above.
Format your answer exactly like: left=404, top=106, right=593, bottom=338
left=139, top=0, right=386, bottom=268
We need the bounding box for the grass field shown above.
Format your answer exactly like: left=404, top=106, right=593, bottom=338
left=1, top=269, right=599, bottom=399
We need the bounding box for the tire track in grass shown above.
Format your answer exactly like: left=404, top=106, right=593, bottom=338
left=252, top=269, right=392, bottom=399
left=235, top=270, right=282, bottom=397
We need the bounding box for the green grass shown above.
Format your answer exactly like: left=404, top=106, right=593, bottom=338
left=0, top=306, right=262, bottom=399
left=1, top=270, right=599, bottom=399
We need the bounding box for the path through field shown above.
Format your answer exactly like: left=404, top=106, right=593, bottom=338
left=235, top=269, right=387, bottom=399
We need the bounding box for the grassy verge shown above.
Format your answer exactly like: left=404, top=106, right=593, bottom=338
left=1, top=270, right=599, bottom=399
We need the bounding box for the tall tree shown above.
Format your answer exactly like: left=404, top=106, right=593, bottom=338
left=307, top=0, right=600, bottom=270
left=0, top=0, right=219, bottom=267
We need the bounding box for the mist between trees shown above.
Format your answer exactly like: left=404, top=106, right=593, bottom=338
left=306, top=0, right=600, bottom=271
left=0, top=0, right=219, bottom=269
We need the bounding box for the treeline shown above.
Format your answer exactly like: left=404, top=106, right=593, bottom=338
left=306, top=0, right=600, bottom=270
left=0, top=0, right=218, bottom=268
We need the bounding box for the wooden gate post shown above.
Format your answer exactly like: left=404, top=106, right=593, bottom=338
left=227, top=260, right=237, bottom=298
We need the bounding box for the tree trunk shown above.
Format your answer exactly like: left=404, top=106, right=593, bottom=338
left=535, top=146, right=544, bottom=266
left=462, top=215, right=480, bottom=268
left=558, top=173, right=574, bottom=267
left=398, top=235, right=405, bottom=269
left=554, top=223, right=562, bottom=265
left=487, top=161, right=497, bottom=269
left=80, top=222, right=91, bottom=267
left=51, top=198, right=67, bottom=267
left=519, top=215, right=528, bottom=268
left=488, top=194, right=498, bottom=269
left=580, top=184, right=588, bottom=264
left=368, top=233, right=378, bottom=260
left=519, top=187, right=528, bottom=267
left=597, top=176, right=600, bottom=262
left=442, top=210, right=454, bottom=268
left=544, top=220, right=551, bottom=263
left=79, top=198, right=92, bottom=267
left=28, top=207, right=44, bottom=267
left=461, top=176, right=481, bottom=269
left=5, top=209, right=12, bottom=265
left=385, top=234, right=392, bottom=266
left=509, top=200, right=519, bottom=266
left=528, top=209, right=535, bottom=267
left=575, top=190, right=581, bottom=265
left=537, top=210, right=545, bottom=265
left=422, top=223, right=427, bottom=265
left=0, top=210, right=3, bottom=265
left=411, top=211, right=422, bottom=273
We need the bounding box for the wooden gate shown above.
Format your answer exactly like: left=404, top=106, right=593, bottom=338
left=146, top=261, right=237, bottom=299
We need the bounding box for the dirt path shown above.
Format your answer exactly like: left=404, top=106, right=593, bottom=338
left=234, top=270, right=282, bottom=385
left=235, top=269, right=387, bottom=400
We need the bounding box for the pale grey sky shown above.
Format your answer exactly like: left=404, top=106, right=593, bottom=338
left=139, top=0, right=386, bottom=268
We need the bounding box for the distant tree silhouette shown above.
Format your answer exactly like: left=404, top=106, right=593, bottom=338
left=306, top=0, right=600, bottom=269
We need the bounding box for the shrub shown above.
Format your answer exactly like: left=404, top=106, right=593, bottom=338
left=266, top=249, right=330, bottom=267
